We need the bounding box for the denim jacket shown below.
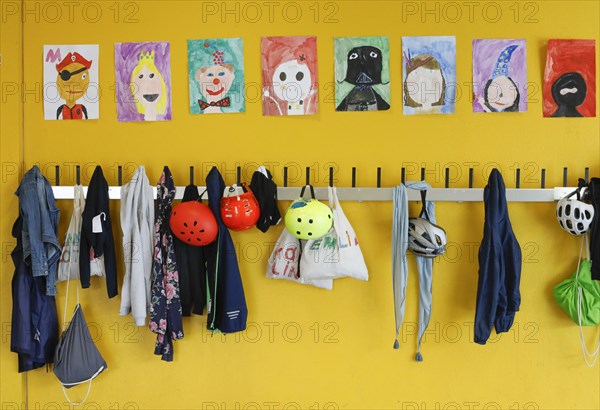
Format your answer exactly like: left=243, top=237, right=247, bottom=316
left=15, top=166, right=61, bottom=296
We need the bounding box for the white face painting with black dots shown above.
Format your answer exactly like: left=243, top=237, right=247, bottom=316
left=272, top=60, right=312, bottom=115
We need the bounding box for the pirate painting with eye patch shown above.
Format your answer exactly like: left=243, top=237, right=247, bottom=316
left=55, top=52, right=92, bottom=120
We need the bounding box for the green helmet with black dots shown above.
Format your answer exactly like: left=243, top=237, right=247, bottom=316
left=285, top=197, right=333, bottom=240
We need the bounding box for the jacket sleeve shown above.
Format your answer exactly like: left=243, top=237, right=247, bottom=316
left=19, top=188, right=48, bottom=278
left=103, top=214, right=119, bottom=298
left=474, top=235, right=502, bottom=345
left=79, top=212, right=92, bottom=289
left=504, top=238, right=522, bottom=314
left=119, top=185, right=133, bottom=318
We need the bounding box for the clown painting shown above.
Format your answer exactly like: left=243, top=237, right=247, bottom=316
left=261, top=36, right=318, bottom=116
left=43, top=45, right=99, bottom=120
left=334, top=36, right=390, bottom=112
left=188, top=38, right=245, bottom=114
left=472, top=39, right=528, bottom=113
left=115, top=42, right=172, bottom=122
left=402, top=36, right=456, bottom=115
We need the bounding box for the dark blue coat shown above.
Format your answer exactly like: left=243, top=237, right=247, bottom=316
left=205, top=167, right=248, bottom=334
left=474, top=169, right=522, bottom=344
left=11, top=217, right=59, bottom=372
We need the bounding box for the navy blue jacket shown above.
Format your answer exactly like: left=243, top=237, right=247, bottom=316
left=474, top=169, right=522, bottom=344
left=205, top=167, right=248, bottom=333
left=11, top=217, right=59, bottom=372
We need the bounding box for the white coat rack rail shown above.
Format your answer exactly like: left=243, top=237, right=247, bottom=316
left=50, top=186, right=579, bottom=203
left=48, top=165, right=591, bottom=202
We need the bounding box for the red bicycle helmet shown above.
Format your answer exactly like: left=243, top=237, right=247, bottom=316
left=170, top=201, right=218, bottom=246
left=220, top=184, right=260, bottom=231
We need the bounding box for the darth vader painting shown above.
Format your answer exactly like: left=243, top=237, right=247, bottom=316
left=335, top=37, right=390, bottom=112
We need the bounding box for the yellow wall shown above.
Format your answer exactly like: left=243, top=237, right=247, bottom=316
left=1, top=1, right=599, bottom=408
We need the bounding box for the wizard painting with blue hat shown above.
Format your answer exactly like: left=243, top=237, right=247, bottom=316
left=479, top=44, right=522, bottom=113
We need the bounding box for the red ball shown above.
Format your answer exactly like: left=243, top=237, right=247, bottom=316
left=170, top=201, right=218, bottom=246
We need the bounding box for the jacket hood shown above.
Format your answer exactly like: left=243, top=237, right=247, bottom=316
left=206, top=167, right=225, bottom=225
left=484, top=168, right=508, bottom=225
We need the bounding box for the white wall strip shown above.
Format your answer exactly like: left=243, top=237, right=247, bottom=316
left=51, top=186, right=579, bottom=202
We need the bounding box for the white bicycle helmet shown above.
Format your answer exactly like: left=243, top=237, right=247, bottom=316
left=556, top=186, right=594, bottom=236
left=408, top=191, right=447, bottom=258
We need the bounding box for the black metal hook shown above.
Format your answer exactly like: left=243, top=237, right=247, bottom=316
left=76, top=165, right=80, bottom=185
left=236, top=166, right=241, bottom=186
left=401, top=167, right=406, bottom=184
left=445, top=168, right=450, bottom=188
left=55, top=165, right=60, bottom=186
left=305, top=167, right=310, bottom=186
left=563, top=167, right=568, bottom=187
left=469, top=168, right=474, bottom=189
left=541, top=169, right=546, bottom=189
left=585, top=167, right=589, bottom=183
left=377, top=167, right=381, bottom=188
left=190, top=166, right=194, bottom=185
left=118, top=165, right=123, bottom=186
left=329, top=167, right=334, bottom=187
left=351, top=167, right=356, bottom=188
left=420, top=167, right=425, bottom=181
left=283, top=167, right=288, bottom=187
left=516, top=168, right=521, bottom=189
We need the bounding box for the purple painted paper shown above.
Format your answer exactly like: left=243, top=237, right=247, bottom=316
left=472, top=39, right=527, bottom=113
left=115, top=42, right=172, bottom=122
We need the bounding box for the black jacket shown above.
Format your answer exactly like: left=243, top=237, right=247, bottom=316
left=249, top=168, right=281, bottom=233
left=587, top=178, right=600, bottom=280
left=80, top=166, right=118, bottom=298
left=173, top=185, right=207, bottom=316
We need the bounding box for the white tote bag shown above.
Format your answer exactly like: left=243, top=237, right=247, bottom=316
left=58, top=185, right=105, bottom=280
left=300, top=186, right=369, bottom=281
left=57, top=185, right=85, bottom=282
left=267, top=228, right=333, bottom=290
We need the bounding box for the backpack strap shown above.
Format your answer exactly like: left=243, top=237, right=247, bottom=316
left=62, top=277, right=80, bottom=328
left=60, top=365, right=104, bottom=406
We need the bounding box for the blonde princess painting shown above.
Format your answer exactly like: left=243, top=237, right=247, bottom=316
left=115, top=42, right=172, bottom=122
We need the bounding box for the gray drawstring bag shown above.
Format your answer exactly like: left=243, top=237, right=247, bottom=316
left=54, top=279, right=107, bottom=405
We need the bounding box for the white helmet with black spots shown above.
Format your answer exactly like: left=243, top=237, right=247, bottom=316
left=408, top=217, right=447, bottom=258
left=408, top=190, right=447, bottom=258
left=556, top=186, right=594, bottom=236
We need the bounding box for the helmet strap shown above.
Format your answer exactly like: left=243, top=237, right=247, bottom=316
left=419, top=190, right=431, bottom=221
left=198, top=188, right=208, bottom=203
left=299, top=184, right=316, bottom=200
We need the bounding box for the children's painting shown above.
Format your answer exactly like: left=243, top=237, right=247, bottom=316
left=261, top=36, right=318, bottom=116
left=472, top=39, right=527, bottom=113
left=543, top=40, right=596, bottom=118
left=43, top=45, right=99, bottom=120
left=188, top=38, right=245, bottom=114
left=334, top=36, right=390, bottom=112
left=114, top=42, right=172, bottom=122
left=402, top=36, right=456, bottom=115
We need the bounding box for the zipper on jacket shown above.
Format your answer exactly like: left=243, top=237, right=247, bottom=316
left=208, top=231, right=221, bottom=332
